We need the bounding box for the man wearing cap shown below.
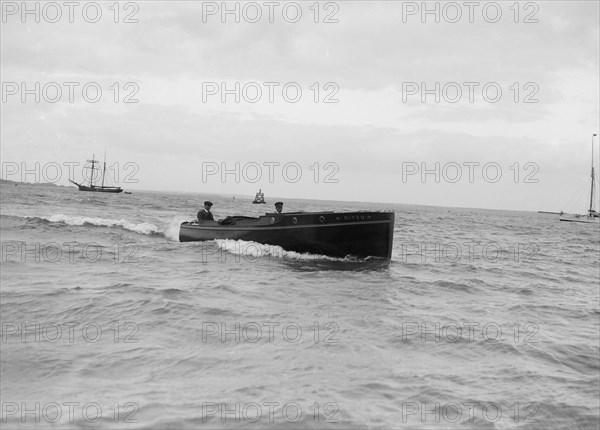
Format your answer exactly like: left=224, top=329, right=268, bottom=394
left=197, top=201, right=214, bottom=221
left=274, top=202, right=283, bottom=214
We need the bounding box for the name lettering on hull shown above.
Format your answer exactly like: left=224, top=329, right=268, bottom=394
left=336, top=215, right=372, bottom=222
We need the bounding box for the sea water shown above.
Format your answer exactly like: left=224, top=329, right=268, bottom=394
left=1, top=183, right=598, bottom=429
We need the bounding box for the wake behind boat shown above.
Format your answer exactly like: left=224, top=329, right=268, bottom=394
left=180, top=211, right=395, bottom=259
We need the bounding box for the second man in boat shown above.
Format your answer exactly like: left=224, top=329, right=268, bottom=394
left=197, top=201, right=214, bottom=221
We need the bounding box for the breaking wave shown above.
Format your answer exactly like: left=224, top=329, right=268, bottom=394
left=164, top=218, right=186, bottom=242
left=25, top=214, right=163, bottom=236
left=214, top=239, right=346, bottom=261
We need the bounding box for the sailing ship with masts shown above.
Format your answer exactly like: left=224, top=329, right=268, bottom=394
left=69, top=152, right=123, bottom=193
left=560, top=133, right=599, bottom=224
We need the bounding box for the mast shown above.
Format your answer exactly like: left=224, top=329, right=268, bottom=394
left=590, top=134, right=597, bottom=216
left=90, top=154, right=95, bottom=187
left=101, top=148, right=107, bottom=188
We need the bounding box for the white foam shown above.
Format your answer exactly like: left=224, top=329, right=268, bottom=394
left=37, top=214, right=161, bottom=236
left=214, top=239, right=341, bottom=261
left=164, top=218, right=187, bottom=242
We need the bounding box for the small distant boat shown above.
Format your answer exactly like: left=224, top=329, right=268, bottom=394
left=69, top=152, right=123, bottom=193
left=180, top=211, right=395, bottom=258
left=252, top=189, right=266, bottom=204
left=560, top=133, right=599, bottom=224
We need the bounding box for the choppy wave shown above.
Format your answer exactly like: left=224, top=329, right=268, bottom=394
left=2, top=185, right=599, bottom=429
left=26, top=214, right=162, bottom=236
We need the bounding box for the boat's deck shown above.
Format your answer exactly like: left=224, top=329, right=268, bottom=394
left=187, top=216, right=274, bottom=227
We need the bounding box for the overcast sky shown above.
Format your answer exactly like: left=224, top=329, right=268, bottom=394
left=1, top=1, right=599, bottom=211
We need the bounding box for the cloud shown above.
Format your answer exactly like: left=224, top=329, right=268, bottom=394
left=1, top=1, right=598, bottom=210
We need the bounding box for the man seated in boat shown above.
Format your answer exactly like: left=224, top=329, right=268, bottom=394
left=197, top=201, right=214, bottom=222
left=264, top=202, right=284, bottom=217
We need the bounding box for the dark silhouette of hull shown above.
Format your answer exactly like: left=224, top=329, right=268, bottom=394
left=559, top=214, right=599, bottom=224
left=180, top=211, right=395, bottom=259
left=69, top=180, right=123, bottom=193
left=252, top=189, right=266, bottom=203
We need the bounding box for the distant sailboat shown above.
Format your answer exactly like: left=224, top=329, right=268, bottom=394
left=560, top=134, right=599, bottom=224
left=69, top=152, right=123, bottom=193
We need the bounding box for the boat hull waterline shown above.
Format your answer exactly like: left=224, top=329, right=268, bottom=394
left=69, top=180, right=123, bottom=193
left=559, top=215, right=599, bottom=224
left=179, top=211, right=395, bottom=259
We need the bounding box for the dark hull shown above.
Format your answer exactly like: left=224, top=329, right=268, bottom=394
left=559, top=216, right=599, bottom=224
left=69, top=180, right=123, bottom=193
left=179, top=211, right=395, bottom=259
